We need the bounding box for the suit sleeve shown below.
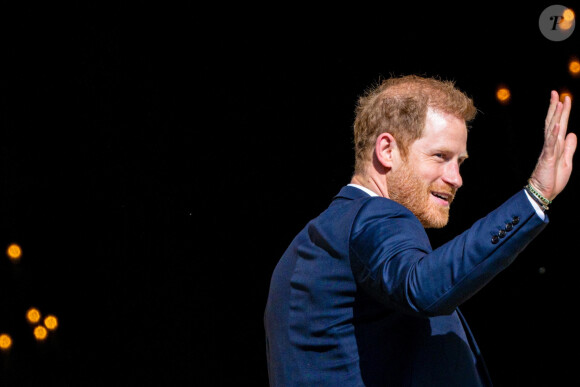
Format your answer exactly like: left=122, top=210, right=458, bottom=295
left=349, top=189, right=548, bottom=316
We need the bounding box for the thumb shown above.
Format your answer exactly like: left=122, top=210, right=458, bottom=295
left=564, top=132, right=578, bottom=166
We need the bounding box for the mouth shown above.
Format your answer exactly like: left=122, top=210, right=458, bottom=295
left=431, top=191, right=453, bottom=206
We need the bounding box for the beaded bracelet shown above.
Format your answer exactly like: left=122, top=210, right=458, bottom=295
left=525, top=179, right=551, bottom=211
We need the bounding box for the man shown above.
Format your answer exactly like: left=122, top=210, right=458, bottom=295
left=264, top=75, right=576, bottom=386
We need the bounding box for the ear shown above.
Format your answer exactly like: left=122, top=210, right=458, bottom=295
left=375, top=132, right=398, bottom=169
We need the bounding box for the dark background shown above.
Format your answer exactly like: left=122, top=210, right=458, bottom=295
left=0, top=3, right=579, bottom=386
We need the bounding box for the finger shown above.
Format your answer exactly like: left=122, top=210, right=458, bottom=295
left=558, top=95, right=572, bottom=139
left=563, top=132, right=578, bottom=166
left=545, top=90, right=560, bottom=130
left=546, top=101, right=563, bottom=139
left=544, top=123, right=560, bottom=158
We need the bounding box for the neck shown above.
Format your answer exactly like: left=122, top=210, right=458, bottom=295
left=350, top=174, right=389, bottom=198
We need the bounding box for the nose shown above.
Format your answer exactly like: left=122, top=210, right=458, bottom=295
left=442, top=161, right=463, bottom=189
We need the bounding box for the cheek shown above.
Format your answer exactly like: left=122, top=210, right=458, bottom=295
left=416, top=165, right=442, bottom=184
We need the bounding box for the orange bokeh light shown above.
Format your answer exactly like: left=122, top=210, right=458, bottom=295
left=496, top=87, right=511, bottom=104
left=560, top=19, right=573, bottom=30
left=0, top=334, right=12, bottom=350
left=26, top=307, right=41, bottom=324
left=569, top=59, right=580, bottom=76
left=560, top=91, right=573, bottom=102
left=44, top=315, right=58, bottom=331
left=7, top=243, right=22, bottom=261
left=560, top=8, right=575, bottom=30
left=34, top=326, right=48, bottom=341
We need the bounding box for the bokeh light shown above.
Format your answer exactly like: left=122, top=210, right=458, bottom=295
left=563, top=8, right=575, bottom=21
left=496, top=86, right=511, bottom=104
left=26, top=307, right=41, bottom=324
left=560, top=8, right=575, bottom=30
left=34, top=326, right=48, bottom=341
left=560, top=90, right=573, bottom=102
left=0, top=334, right=12, bottom=350
left=569, top=58, right=580, bottom=76
left=44, top=315, right=58, bottom=331
left=7, top=243, right=22, bottom=261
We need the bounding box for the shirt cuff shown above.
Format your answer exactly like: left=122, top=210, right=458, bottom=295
left=524, top=189, right=546, bottom=221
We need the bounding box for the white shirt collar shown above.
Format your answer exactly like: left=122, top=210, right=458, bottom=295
left=347, top=184, right=379, bottom=197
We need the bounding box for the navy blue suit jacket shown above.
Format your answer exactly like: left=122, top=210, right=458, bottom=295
left=264, top=186, right=548, bottom=386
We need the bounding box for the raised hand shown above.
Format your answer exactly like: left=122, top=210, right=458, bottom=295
left=529, top=90, right=577, bottom=201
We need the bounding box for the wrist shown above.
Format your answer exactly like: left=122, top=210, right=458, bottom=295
left=525, top=179, right=552, bottom=211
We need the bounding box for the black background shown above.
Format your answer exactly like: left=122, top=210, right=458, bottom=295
left=0, top=3, right=579, bottom=386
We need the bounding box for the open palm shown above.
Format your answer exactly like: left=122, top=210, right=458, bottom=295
left=530, top=90, right=577, bottom=201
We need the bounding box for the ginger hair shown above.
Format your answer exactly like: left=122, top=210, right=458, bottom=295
left=353, top=75, right=477, bottom=174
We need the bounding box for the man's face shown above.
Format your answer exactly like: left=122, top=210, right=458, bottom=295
left=387, top=108, right=468, bottom=228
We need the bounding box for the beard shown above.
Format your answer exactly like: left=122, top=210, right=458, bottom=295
left=386, top=162, right=456, bottom=229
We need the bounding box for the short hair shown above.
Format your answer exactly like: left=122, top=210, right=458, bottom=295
left=353, top=74, right=477, bottom=174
